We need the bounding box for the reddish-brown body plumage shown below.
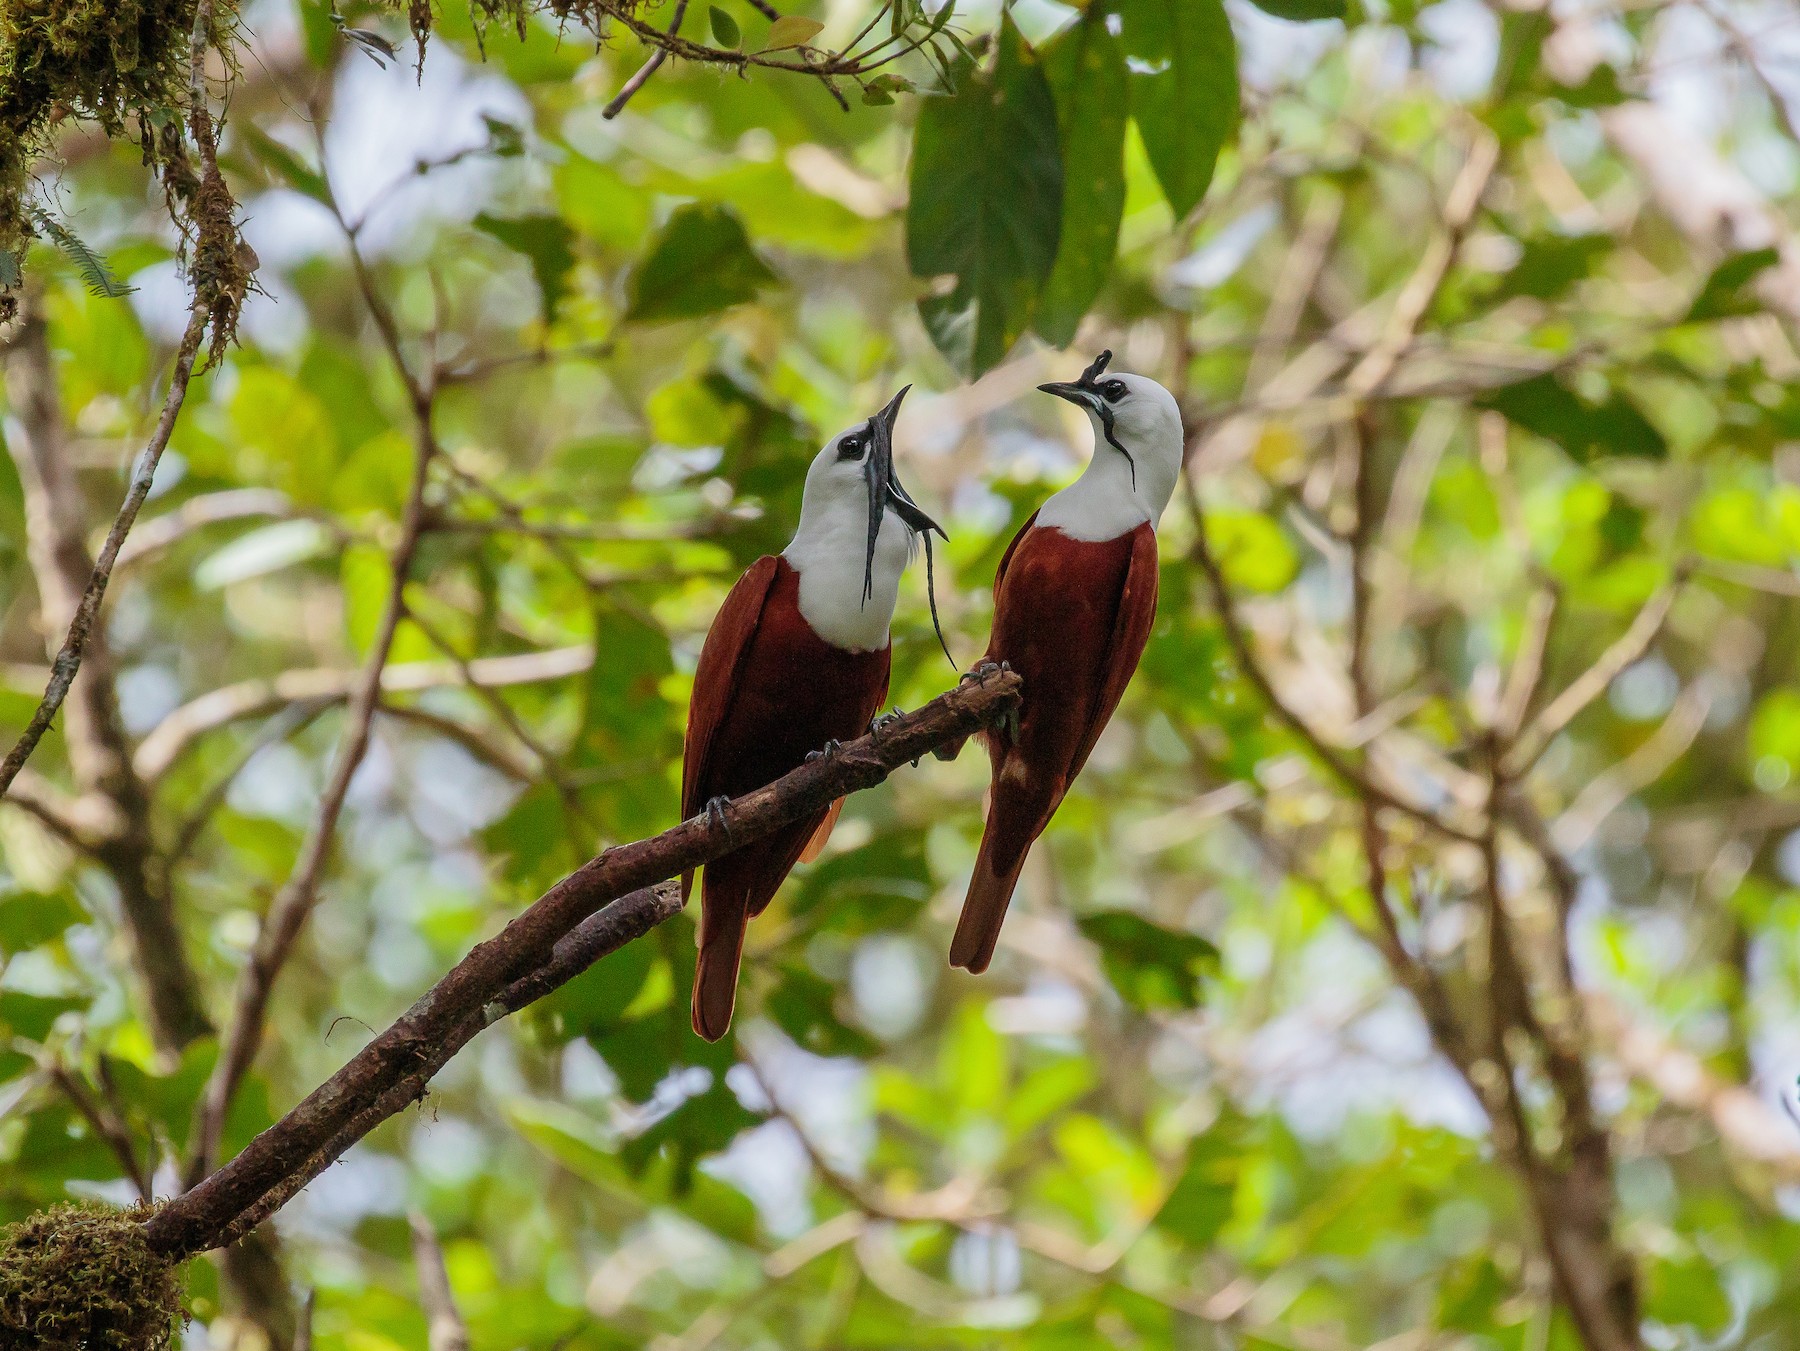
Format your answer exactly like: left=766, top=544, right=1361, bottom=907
left=684, top=555, right=890, bottom=1039
left=950, top=514, right=1159, bottom=972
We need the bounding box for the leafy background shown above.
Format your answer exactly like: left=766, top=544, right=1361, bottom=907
left=7, top=0, right=1800, bottom=1348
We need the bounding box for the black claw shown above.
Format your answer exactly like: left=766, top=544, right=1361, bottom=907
left=962, top=660, right=1002, bottom=685
left=704, top=795, right=733, bottom=842
left=870, top=706, right=905, bottom=739
left=805, top=738, right=844, bottom=764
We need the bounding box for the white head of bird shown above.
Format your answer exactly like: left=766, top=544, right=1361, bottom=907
left=1035, top=351, right=1186, bottom=542
left=784, top=385, right=950, bottom=653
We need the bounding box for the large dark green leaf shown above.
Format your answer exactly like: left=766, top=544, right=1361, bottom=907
left=1479, top=372, right=1667, bottom=463
left=474, top=212, right=577, bottom=325
left=626, top=203, right=778, bottom=323
left=1118, top=0, right=1237, bottom=220
left=1035, top=11, right=1129, bottom=347
left=1077, top=910, right=1219, bottom=1011
left=907, top=16, right=1063, bottom=376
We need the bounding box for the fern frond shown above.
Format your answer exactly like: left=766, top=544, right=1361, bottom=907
left=27, top=207, right=136, bottom=299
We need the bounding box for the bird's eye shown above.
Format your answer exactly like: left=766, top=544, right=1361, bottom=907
left=837, top=435, right=864, bottom=461
left=1102, top=380, right=1128, bottom=402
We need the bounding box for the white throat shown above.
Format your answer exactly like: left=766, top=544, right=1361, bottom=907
left=783, top=493, right=911, bottom=652
left=1036, top=420, right=1178, bottom=542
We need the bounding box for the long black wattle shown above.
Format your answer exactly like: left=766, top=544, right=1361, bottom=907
left=862, top=447, right=882, bottom=606
left=1094, top=401, right=1137, bottom=491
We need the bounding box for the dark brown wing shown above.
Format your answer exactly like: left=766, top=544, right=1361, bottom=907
left=990, top=509, right=1040, bottom=607
left=1066, top=523, right=1159, bottom=782
left=682, top=556, right=780, bottom=823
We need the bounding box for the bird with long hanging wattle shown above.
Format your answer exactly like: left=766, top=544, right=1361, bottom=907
left=949, top=352, right=1184, bottom=974
left=683, top=386, right=948, bottom=1040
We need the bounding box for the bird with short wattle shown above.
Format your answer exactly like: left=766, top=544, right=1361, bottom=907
left=683, top=386, right=948, bottom=1041
left=949, top=351, right=1185, bottom=974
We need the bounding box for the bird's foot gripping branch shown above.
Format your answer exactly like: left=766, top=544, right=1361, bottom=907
left=0, top=669, right=1021, bottom=1321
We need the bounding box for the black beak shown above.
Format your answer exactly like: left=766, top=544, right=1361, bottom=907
left=860, top=384, right=955, bottom=666
left=1037, top=380, right=1097, bottom=409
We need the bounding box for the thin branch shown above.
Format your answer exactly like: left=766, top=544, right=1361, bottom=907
left=1550, top=681, right=1715, bottom=855
left=403, top=607, right=596, bottom=833
left=2, top=298, right=213, bottom=1055
left=1339, top=128, right=1498, bottom=403
left=2, top=769, right=94, bottom=852
left=189, top=408, right=437, bottom=1181
left=1496, top=585, right=1560, bottom=742
left=602, top=0, right=691, bottom=119
left=140, top=671, right=1021, bottom=1260
left=409, top=1212, right=471, bottom=1351
left=1185, top=488, right=1480, bottom=843
left=134, top=645, right=594, bottom=783
left=164, top=699, right=334, bottom=871
left=48, top=1061, right=155, bottom=1204
left=0, top=307, right=207, bottom=800
left=116, top=489, right=314, bottom=567
left=1502, top=567, right=1691, bottom=776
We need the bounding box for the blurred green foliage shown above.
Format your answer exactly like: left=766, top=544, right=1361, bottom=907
left=4, top=1, right=1800, bottom=1349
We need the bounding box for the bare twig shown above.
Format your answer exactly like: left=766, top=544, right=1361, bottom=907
left=603, top=0, right=691, bottom=119
left=1502, top=568, right=1691, bottom=776
left=135, top=645, right=594, bottom=783
left=1186, top=489, right=1480, bottom=843
left=0, top=306, right=207, bottom=800
left=409, top=1212, right=471, bottom=1351
left=49, top=1061, right=155, bottom=1203
left=189, top=408, right=438, bottom=1180
left=117, top=489, right=314, bottom=567
left=1551, top=681, right=1715, bottom=855
left=2, top=300, right=213, bottom=1055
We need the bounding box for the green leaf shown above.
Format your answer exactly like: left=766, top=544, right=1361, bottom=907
left=1118, top=0, right=1237, bottom=220
left=860, top=72, right=913, bottom=106
left=1077, top=910, right=1218, bottom=1012
left=1153, top=1129, right=1241, bottom=1247
left=238, top=125, right=333, bottom=206
left=621, top=1078, right=761, bottom=1187
left=767, top=965, right=878, bottom=1057
left=709, top=5, right=741, bottom=47
left=0, top=891, right=86, bottom=954
left=1686, top=247, right=1781, bottom=323
left=506, top=1098, right=639, bottom=1200
left=762, top=14, right=824, bottom=50
left=1489, top=233, right=1611, bottom=304
left=1035, top=11, right=1129, bottom=347
left=907, top=16, right=1063, bottom=376
left=1246, top=0, right=1346, bottom=17
left=480, top=113, right=526, bottom=157
left=0, top=990, right=85, bottom=1043
left=626, top=203, right=778, bottom=323
left=28, top=208, right=134, bottom=298
left=473, top=212, right=578, bottom=326
left=528, top=936, right=656, bottom=1045
left=1479, top=372, right=1667, bottom=463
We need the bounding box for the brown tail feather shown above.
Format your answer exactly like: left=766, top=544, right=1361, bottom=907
left=692, top=889, right=749, bottom=1041
left=949, top=825, right=1030, bottom=973
left=798, top=798, right=844, bottom=864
